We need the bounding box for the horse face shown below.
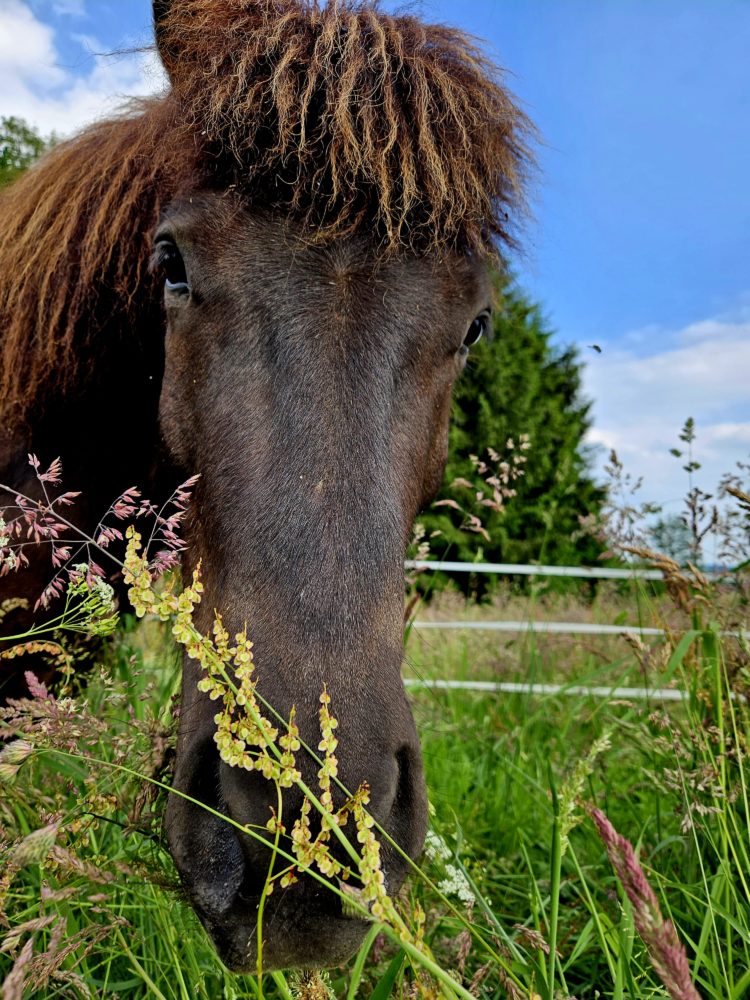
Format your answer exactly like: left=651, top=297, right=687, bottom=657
left=154, top=193, right=490, bottom=970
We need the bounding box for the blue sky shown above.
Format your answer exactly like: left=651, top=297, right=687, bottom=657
left=1, top=0, right=749, bottom=513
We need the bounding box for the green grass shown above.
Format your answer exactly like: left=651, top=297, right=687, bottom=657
left=404, top=586, right=750, bottom=999
left=2, top=579, right=749, bottom=998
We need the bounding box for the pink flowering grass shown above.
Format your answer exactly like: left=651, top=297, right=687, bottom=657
left=0, top=454, right=199, bottom=609
left=590, top=807, right=702, bottom=1000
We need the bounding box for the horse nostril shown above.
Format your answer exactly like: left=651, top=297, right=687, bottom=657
left=166, top=738, right=246, bottom=917
left=380, top=743, right=428, bottom=883
left=395, top=744, right=411, bottom=792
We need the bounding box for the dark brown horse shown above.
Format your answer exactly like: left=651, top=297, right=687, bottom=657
left=0, top=0, right=531, bottom=972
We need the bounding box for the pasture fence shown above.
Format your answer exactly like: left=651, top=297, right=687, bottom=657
left=405, top=559, right=749, bottom=703
left=406, top=559, right=745, bottom=638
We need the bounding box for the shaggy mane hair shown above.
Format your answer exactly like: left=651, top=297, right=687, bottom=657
left=0, top=0, right=533, bottom=423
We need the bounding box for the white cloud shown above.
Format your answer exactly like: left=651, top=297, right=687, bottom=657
left=0, top=0, right=166, bottom=137
left=0, top=0, right=66, bottom=89
left=52, top=0, right=86, bottom=15
left=582, top=307, right=750, bottom=509
left=702, top=423, right=750, bottom=446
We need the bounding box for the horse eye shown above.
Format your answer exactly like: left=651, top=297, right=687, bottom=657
left=157, top=242, right=189, bottom=293
left=464, top=310, right=490, bottom=349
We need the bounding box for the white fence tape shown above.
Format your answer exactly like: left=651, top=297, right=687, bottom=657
left=404, top=678, right=689, bottom=702
left=405, top=560, right=665, bottom=580
left=411, top=620, right=749, bottom=639
left=411, top=620, right=666, bottom=637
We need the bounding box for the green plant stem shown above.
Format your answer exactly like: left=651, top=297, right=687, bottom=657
left=376, top=924, right=476, bottom=1000
left=547, top=809, right=562, bottom=1000
left=150, top=882, right=193, bottom=1000
left=257, top=784, right=285, bottom=986
left=707, top=625, right=733, bottom=991
left=270, top=971, right=294, bottom=1000
left=113, top=925, right=169, bottom=1000
left=346, top=922, right=383, bottom=1000
left=1, top=600, right=103, bottom=641
left=568, top=847, right=617, bottom=984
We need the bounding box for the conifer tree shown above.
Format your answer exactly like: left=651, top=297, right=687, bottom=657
left=419, top=275, right=605, bottom=589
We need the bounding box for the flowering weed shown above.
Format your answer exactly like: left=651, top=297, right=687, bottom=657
left=2, top=453, right=750, bottom=998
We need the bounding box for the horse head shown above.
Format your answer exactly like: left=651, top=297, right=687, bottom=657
left=0, top=0, right=531, bottom=971
left=156, top=194, right=491, bottom=969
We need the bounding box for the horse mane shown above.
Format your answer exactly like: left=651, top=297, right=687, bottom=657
left=0, top=0, right=533, bottom=424
left=161, top=0, right=534, bottom=251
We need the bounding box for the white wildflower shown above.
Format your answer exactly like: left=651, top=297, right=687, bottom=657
left=425, top=830, right=476, bottom=907
left=423, top=828, right=452, bottom=862
left=438, top=862, right=476, bottom=906
left=91, top=576, right=116, bottom=611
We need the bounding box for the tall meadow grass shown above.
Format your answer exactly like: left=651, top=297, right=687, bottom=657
left=1, top=460, right=749, bottom=997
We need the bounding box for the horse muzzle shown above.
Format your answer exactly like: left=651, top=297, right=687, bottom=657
left=164, top=652, right=427, bottom=971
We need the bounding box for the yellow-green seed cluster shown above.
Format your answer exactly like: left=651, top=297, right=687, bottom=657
left=122, top=527, right=421, bottom=937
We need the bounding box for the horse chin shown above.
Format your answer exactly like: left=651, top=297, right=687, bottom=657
left=197, top=886, right=371, bottom=973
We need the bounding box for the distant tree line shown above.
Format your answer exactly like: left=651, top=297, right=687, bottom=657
left=0, top=117, right=52, bottom=188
